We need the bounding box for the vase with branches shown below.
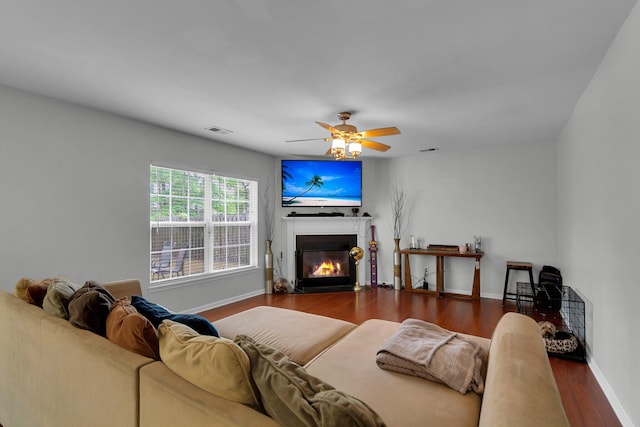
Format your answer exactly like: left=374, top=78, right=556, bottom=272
left=390, top=181, right=406, bottom=290
left=262, top=185, right=275, bottom=294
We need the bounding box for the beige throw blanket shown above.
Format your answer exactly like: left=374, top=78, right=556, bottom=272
left=376, top=319, right=484, bottom=394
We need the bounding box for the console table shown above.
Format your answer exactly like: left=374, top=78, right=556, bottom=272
left=400, top=248, right=484, bottom=300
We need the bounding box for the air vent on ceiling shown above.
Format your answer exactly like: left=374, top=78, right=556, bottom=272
left=206, top=126, right=233, bottom=135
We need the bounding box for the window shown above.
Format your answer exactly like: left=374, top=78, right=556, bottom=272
left=150, top=165, right=257, bottom=282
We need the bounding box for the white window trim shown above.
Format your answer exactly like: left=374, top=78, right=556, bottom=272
left=150, top=165, right=258, bottom=286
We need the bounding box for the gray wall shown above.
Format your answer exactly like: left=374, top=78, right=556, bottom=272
left=374, top=143, right=558, bottom=297
left=0, top=84, right=275, bottom=312
left=558, top=1, right=640, bottom=425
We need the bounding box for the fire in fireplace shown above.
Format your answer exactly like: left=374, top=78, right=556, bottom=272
left=306, top=250, right=348, bottom=277
left=296, top=234, right=357, bottom=292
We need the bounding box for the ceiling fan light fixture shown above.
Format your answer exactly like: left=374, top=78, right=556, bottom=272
left=331, top=138, right=346, bottom=159
left=296, top=112, right=398, bottom=158
left=332, top=138, right=345, bottom=150
left=348, top=141, right=362, bottom=157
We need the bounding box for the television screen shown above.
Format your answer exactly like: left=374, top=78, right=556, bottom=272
left=281, top=159, right=362, bottom=207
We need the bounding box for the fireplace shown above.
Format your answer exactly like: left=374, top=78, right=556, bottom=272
left=283, top=216, right=372, bottom=292
left=296, top=234, right=357, bottom=292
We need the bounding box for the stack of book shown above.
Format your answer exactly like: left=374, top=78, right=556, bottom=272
left=427, top=244, right=460, bottom=252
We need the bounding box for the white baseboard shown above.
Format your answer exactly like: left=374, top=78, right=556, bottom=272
left=182, top=289, right=264, bottom=315
left=587, top=357, right=634, bottom=426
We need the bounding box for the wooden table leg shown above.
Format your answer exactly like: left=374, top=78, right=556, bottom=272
left=436, top=256, right=444, bottom=297
left=404, top=253, right=412, bottom=292
left=471, top=257, right=481, bottom=300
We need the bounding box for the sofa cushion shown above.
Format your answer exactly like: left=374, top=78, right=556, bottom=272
left=158, top=320, right=260, bottom=409
left=131, top=295, right=219, bottom=337
left=305, top=319, right=488, bottom=427
left=42, top=278, right=81, bottom=319
left=214, top=306, right=356, bottom=365
left=106, top=298, right=160, bottom=360
left=234, top=334, right=385, bottom=427
left=68, top=281, right=116, bottom=336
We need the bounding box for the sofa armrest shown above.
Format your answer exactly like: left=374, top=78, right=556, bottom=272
left=479, top=313, right=569, bottom=427
left=103, top=279, right=142, bottom=299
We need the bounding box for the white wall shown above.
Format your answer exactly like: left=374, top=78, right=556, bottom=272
left=558, top=2, right=640, bottom=425
left=372, top=143, right=558, bottom=297
left=0, top=85, right=275, bottom=312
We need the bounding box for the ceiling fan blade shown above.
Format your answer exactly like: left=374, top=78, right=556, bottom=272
left=315, top=121, right=340, bottom=134
left=360, top=139, right=391, bottom=152
left=360, top=127, right=401, bottom=138
left=285, top=138, right=326, bottom=143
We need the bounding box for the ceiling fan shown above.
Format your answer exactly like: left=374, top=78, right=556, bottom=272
left=286, top=112, right=400, bottom=159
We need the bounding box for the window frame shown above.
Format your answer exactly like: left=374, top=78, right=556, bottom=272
left=149, top=164, right=258, bottom=285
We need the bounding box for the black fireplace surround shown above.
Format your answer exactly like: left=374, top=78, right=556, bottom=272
left=295, top=234, right=357, bottom=292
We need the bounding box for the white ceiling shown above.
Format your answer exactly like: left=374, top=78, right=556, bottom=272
left=0, top=0, right=636, bottom=158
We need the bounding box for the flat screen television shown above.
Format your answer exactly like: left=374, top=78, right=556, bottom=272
left=281, top=159, right=362, bottom=207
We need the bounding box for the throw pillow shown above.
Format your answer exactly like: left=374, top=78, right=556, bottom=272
left=131, top=295, right=219, bottom=337
left=25, top=279, right=54, bottom=307
left=234, top=335, right=386, bottom=427
left=158, top=320, right=260, bottom=409
left=106, top=298, right=160, bottom=360
left=13, top=277, right=33, bottom=302
left=68, top=281, right=116, bottom=336
left=42, top=277, right=81, bottom=319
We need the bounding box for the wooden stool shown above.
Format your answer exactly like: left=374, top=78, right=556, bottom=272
left=503, top=261, right=534, bottom=305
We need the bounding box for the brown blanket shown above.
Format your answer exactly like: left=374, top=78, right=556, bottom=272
left=376, top=319, right=484, bottom=394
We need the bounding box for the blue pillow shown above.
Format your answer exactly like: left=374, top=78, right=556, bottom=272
left=131, top=295, right=219, bottom=337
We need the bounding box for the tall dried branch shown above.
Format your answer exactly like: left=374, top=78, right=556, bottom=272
left=262, top=184, right=275, bottom=241
left=390, top=181, right=406, bottom=239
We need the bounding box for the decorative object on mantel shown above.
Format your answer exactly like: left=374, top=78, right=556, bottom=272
left=350, top=246, right=364, bottom=292
left=390, top=181, right=407, bottom=290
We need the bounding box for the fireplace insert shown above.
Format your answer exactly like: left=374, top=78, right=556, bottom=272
left=295, top=234, right=357, bottom=292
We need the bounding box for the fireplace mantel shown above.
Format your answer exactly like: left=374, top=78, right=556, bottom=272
left=282, top=216, right=372, bottom=289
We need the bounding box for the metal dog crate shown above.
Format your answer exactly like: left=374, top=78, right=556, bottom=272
left=516, top=282, right=586, bottom=362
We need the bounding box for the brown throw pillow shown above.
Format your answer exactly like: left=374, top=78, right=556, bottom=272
left=234, top=335, right=385, bottom=427
left=26, top=279, right=53, bottom=307
left=68, top=281, right=116, bottom=336
left=106, top=298, right=160, bottom=360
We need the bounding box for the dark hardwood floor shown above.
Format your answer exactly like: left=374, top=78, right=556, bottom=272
left=200, top=287, right=621, bottom=427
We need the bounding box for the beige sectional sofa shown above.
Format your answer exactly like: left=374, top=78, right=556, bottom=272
left=0, top=279, right=569, bottom=427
